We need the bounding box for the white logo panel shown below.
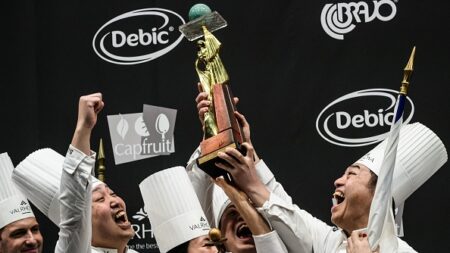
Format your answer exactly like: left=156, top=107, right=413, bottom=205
left=93, top=8, right=185, bottom=65
left=316, top=88, right=414, bottom=147
left=321, top=0, right=397, bottom=40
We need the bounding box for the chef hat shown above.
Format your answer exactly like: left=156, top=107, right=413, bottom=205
left=13, top=148, right=65, bottom=225
left=139, top=166, right=210, bottom=253
left=0, top=153, right=34, bottom=229
left=355, top=122, right=447, bottom=205
left=12, top=148, right=102, bottom=226
left=355, top=122, right=447, bottom=235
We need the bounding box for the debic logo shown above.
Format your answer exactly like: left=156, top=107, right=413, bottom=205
left=321, top=0, right=397, bottom=40
left=316, top=88, right=414, bottom=147
left=93, top=8, right=185, bottom=65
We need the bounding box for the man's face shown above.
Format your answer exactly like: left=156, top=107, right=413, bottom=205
left=331, top=164, right=375, bottom=234
left=0, top=217, right=43, bottom=253
left=91, top=184, right=134, bottom=249
left=219, top=205, right=255, bottom=253
left=187, top=235, right=218, bottom=253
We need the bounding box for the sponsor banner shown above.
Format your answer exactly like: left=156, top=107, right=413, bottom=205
left=93, top=8, right=185, bottom=65
left=321, top=0, right=397, bottom=40
left=316, top=88, right=414, bottom=147
left=142, top=104, right=177, bottom=156
left=107, top=105, right=177, bottom=165
left=129, top=208, right=159, bottom=252
left=107, top=113, right=156, bottom=165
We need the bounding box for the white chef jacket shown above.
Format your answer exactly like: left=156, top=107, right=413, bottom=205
left=254, top=160, right=313, bottom=253
left=254, top=230, right=288, bottom=253
left=51, top=145, right=141, bottom=253
left=54, top=145, right=95, bottom=253
left=91, top=246, right=139, bottom=253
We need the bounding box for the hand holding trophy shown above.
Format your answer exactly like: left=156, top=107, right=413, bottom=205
left=180, top=4, right=245, bottom=181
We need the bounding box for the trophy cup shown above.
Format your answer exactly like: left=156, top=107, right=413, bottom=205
left=180, top=4, right=244, bottom=180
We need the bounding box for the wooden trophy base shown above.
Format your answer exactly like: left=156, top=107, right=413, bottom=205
left=196, top=83, right=244, bottom=181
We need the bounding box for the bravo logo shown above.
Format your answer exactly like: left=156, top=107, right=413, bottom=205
left=93, top=8, right=185, bottom=65
left=321, top=0, right=397, bottom=40
left=316, top=88, right=414, bottom=147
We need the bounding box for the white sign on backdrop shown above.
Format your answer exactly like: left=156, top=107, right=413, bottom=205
left=316, top=88, right=414, bottom=147
left=93, top=8, right=185, bottom=65
left=107, top=105, right=177, bottom=165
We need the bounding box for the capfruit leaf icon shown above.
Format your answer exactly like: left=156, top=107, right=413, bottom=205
left=116, top=114, right=129, bottom=140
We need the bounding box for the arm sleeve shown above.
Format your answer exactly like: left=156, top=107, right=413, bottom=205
left=188, top=150, right=337, bottom=252
left=253, top=230, right=288, bottom=253
left=255, top=160, right=337, bottom=253
left=54, top=145, right=96, bottom=253
left=186, top=147, right=217, bottom=226
left=395, top=238, right=418, bottom=253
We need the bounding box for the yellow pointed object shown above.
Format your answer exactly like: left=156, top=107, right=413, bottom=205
left=97, top=138, right=106, bottom=182
left=400, top=46, right=416, bottom=95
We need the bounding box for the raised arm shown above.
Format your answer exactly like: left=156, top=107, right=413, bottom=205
left=56, top=93, right=104, bottom=253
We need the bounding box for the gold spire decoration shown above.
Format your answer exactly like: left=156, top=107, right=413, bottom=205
left=400, top=46, right=416, bottom=95
left=97, top=138, right=106, bottom=182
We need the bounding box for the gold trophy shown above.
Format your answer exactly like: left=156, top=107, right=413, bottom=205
left=180, top=4, right=244, bottom=180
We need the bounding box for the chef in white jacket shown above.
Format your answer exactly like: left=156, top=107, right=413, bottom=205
left=216, top=122, right=446, bottom=253
left=195, top=92, right=446, bottom=252
left=13, top=93, right=136, bottom=253
left=12, top=93, right=103, bottom=253
left=0, top=153, right=40, bottom=253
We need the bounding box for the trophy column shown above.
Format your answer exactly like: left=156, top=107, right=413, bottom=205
left=180, top=7, right=244, bottom=180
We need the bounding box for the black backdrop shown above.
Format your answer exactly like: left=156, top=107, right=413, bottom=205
left=4, top=0, right=449, bottom=252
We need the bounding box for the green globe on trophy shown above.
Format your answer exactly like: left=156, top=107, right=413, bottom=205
left=188, top=3, right=211, bottom=21
left=180, top=4, right=228, bottom=41
left=179, top=4, right=244, bottom=181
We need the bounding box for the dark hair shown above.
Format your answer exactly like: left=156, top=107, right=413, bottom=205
left=167, top=241, right=189, bottom=253
left=368, top=170, right=378, bottom=193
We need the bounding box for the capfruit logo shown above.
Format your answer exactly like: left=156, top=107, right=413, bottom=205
left=316, top=88, right=414, bottom=147
left=93, top=8, right=185, bottom=65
